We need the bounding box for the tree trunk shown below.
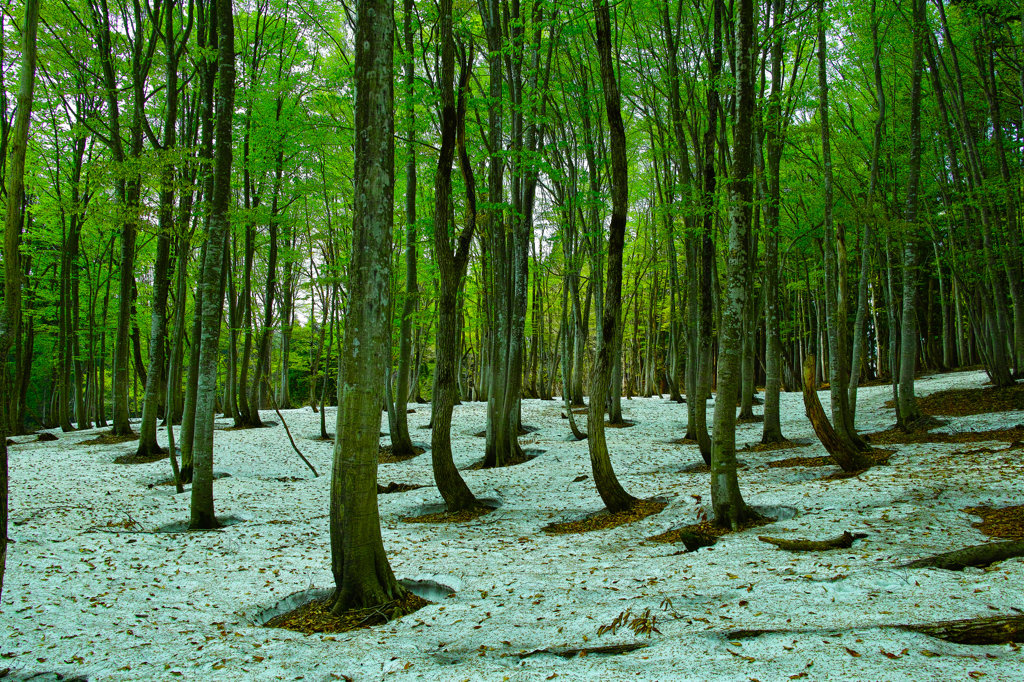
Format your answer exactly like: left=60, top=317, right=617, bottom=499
left=588, top=0, right=638, bottom=514
left=802, top=355, right=870, bottom=472
left=0, top=0, right=40, bottom=601
left=430, top=13, right=479, bottom=511
left=390, top=0, right=419, bottom=457
left=190, top=0, right=235, bottom=530
left=329, top=0, right=407, bottom=612
left=897, top=0, right=928, bottom=423
left=710, top=0, right=753, bottom=530
left=760, top=0, right=786, bottom=444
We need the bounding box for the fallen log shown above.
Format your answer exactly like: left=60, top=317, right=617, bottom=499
left=516, top=643, right=649, bottom=659
left=730, top=615, right=1024, bottom=646
left=758, top=531, right=867, bottom=552
left=905, top=615, right=1024, bottom=645
left=903, top=539, right=1024, bottom=570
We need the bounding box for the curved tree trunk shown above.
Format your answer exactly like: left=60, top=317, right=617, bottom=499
left=429, top=9, right=479, bottom=512
left=588, top=0, right=638, bottom=514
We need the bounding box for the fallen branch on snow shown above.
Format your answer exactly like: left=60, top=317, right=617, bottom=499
left=758, top=531, right=867, bottom=552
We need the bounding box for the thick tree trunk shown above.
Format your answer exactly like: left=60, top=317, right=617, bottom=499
left=802, top=355, right=870, bottom=472
left=137, top=23, right=180, bottom=454
left=390, top=0, right=419, bottom=457
left=329, top=0, right=407, bottom=612
left=0, top=0, right=40, bottom=601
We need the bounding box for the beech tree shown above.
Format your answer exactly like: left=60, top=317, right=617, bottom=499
left=328, top=0, right=407, bottom=611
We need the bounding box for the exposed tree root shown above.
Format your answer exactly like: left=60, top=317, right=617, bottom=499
left=758, top=531, right=867, bottom=551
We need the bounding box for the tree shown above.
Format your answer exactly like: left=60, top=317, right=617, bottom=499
left=388, top=0, right=419, bottom=458
left=328, top=0, right=407, bottom=612
left=1, top=0, right=40, bottom=600
left=587, top=0, right=639, bottom=514
left=896, top=0, right=928, bottom=424
left=429, top=0, right=479, bottom=512
left=190, top=0, right=235, bottom=530
left=710, top=0, right=754, bottom=529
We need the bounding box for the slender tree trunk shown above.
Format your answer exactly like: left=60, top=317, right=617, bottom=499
left=897, top=0, right=927, bottom=423
left=760, top=0, right=786, bottom=444
left=588, top=0, right=638, bottom=514
left=190, top=0, right=235, bottom=530
left=390, top=0, right=419, bottom=456
left=711, top=0, right=752, bottom=529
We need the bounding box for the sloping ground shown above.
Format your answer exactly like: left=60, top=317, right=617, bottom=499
left=3, top=370, right=1024, bottom=680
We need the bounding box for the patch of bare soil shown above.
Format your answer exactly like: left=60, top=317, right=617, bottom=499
left=667, top=436, right=700, bottom=445
left=377, top=482, right=423, bottom=494
left=401, top=505, right=496, bottom=524
left=768, top=454, right=835, bottom=468
left=964, top=505, right=1024, bottom=540
left=379, top=444, right=425, bottom=463
left=884, top=384, right=1024, bottom=416
left=114, top=450, right=167, bottom=465
left=542, top=498, right=666, bottom=535
left=37, top=432, right=59, bottom=442
left=605, top=420, right=636, bottom=429
left=736, top=414, right=764, bottom=424
left=82, top=431, right=140, bottom=446
left=739, top=438, right=813, bottom=453
left=769, top=449, right=893, bottom=472
left=648, top=512, right=774, bottom=550
left=265, top=590, right=429, bottom=635
left=866, top=424, right=1024, bottom=446
left=463, top=452, right=539, bottom=471
left=223, top=421, right=278, bottom=431
left=472, top=425, right=536, bottom=437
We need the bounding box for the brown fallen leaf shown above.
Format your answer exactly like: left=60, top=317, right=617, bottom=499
left=844, top=647, right=861, bottom=657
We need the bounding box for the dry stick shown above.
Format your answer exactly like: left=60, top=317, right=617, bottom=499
left=262, top=375, right=319, bottom=477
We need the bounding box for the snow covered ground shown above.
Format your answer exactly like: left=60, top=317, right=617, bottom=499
left=3, top=369, right=1024, bottom=681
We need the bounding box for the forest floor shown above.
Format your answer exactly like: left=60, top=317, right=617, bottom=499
left=3, top=369, right=1024, bottom=680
